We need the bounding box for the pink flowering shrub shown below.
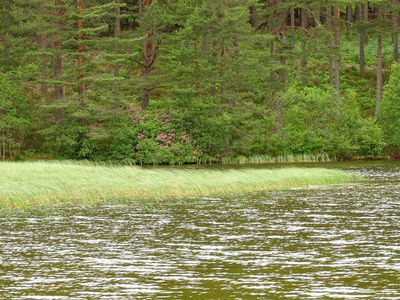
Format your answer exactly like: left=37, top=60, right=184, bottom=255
left=114, top=112, right=208, bottom=164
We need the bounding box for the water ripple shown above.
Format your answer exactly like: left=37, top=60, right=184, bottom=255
left=1, top=163, right=400, bottom=299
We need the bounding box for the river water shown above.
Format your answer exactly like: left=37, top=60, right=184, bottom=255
left=1, top=161, right=400, bottom=299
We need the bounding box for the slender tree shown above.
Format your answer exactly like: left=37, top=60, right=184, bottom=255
left=2, top=0, right=11, bottom=67
left=114, top=0, right=121, bottom=109
left=346, top=5, right=352, bottom=37
left=53, top=0, right=64, bottom=101
left=359, top=3, right=366, bottom=73
left=290, top=7, right=295, bottom=44
left=376, top=5, right=383, bottom=115
left=326, top=5, right=334, bottom=86
left=301, top=6, right=307, bottom=82
left=141, top=0, right=155, bottom=110
left=78, top=0, right=84, bottom=107
left=334, top=6, right=340, bottom=95
left=393, top=0, right=399, bottom=62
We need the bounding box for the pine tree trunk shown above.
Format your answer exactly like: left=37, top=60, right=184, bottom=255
left=355, top=5, right=361, bottom=21
left=393, top=0, right=399, bottom=62
left=249, top=6, right=257, bottom=28
left=376, top=6, right=383, bottom=116
left=326, top=5, right=334, bottom=86
left=276, top=0, right=287, bottom=84
left=290, top=7, right=295, bottom=44
left=192, top=4, right=200, bottom=89
left=269, top=0, right=276, bottom=112
left=346, top=5, right=352, bottom=37
left=114, top=0, right=121, bottom=109
left=54, top=0, right=64, bottom=100
left=334, top=6, right=340, bottom=96
left=359, top=4, right=366, bottom=74
left=141, top=0, right=154, bottom=110
left=39, top=34, right=48, bottom=96
left=301, top=7, right=307, bottom=82
left=3, top=0, right=11, bottom=66
left=138, top=0, right=142, bottom=20
left=220, top=0, right=227, bottom=99
left=363, top=3, right=369, bottom=44
left=275, top=0, right=286, bottom=131
left=78, top=0, right=84, bottom=107
left=268, top=40, right=275, bottom=111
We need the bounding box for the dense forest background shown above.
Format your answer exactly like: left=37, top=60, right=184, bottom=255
left=1, top=0, right=400, bottom=164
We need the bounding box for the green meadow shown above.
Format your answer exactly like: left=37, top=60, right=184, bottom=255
left=0, top=161, right=364, bottom=209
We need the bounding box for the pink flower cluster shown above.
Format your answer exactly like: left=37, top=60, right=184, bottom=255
left=131, top=114, right=150, bottom=126
left=131, top=112, right=205, bottom=162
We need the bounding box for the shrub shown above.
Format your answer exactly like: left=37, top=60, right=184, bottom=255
left=111, top=112, right=209, bottom=164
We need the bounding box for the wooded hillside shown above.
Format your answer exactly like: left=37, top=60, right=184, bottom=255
left=1, top=0, right=400, bottom=163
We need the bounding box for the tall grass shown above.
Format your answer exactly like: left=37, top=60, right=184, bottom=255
left=221, top=153, right=334, bottom=164
left=0, top=161, right=362, bottom=209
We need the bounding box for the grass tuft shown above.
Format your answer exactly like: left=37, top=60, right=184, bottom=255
left=0, top=161, right=363, bottom=209
left=221, top=153, right=334, bottom=164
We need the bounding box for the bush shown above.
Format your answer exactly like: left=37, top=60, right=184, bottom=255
left=110, top=112, right=210, bottom=164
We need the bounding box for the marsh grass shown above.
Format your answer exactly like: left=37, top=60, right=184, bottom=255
left=0, top=161, right=363, bottom=209
left=222, top=153, right=333, bottom=164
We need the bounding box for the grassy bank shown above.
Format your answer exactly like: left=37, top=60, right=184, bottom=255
left=0, top=161, right=364, bottom=209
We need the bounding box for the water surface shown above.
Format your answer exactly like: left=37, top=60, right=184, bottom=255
left=1, top=161, right=400, bottom=299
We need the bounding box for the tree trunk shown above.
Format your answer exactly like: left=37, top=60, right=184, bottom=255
left=54, top=0, right=64, bottom=100
left=2, top=135, right=5, bottom=160
left=141, top=0, right=154, bottom=110
left=355, top=5, right=361, bottom=22
left=376, top=6, right=383, bottom=116
left=220, top=0, right=227, bottom=99
left=114, top=0, right=121, bottom=109
left=393, top=0, right=399, bottom=62
left=138, top=0, right=142, bottom=20
left=78, top=0, right=84, bottom=107
left=268, top=39, right=275, bottom=111
left=326, top=5, right=334, bottom=86
left=39, top=34, right=48, bottom=96
left=363, top=3, right=369, bottom=44
left=141, top=86, right=150, bottom=110
left=275, top=0, right=286, bottom=131
left=359, top=4, right=366, bottom=73
left=334, top=6, right=340, bottom=96
left=346, top=5, right=352, bottom=37
left=3, top=0, right=11, bottom=66
left=301, top=7, right=307, bottom=82
left=276, top=0, right=287, bottom=84
left=192, top=4, right=200, bottom=89
left=290, top=7, right=295, bottom=44
left=249, top=6, right=257, bottom=28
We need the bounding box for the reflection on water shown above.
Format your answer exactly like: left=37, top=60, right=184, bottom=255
left=1, top=162, right=400, bottom=299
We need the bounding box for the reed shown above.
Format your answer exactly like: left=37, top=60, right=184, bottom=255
left=221, top=153, right=334, bottom=164
left=0, top=161, right=363, bottom=209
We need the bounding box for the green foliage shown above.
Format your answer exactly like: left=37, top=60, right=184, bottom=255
left=381, top=63, right=400, bottom=157
left=0, top=74, right=30, bottom=159
left=329, top=90, right=385, bottom=159
left=110, top=112, right=210, bottom=164
left=0, top=0, right=397, bottom=162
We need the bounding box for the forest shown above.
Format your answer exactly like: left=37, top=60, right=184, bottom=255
left=1, top=0, right=400, bottom=164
